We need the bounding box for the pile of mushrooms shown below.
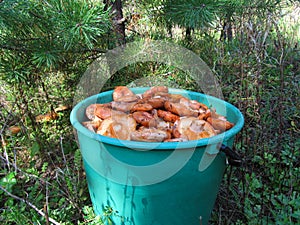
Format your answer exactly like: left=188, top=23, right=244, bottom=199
left=82, top=86, right=234, bottom=142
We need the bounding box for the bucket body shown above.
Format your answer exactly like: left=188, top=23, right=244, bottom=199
left=70, top=88, right=244, bottom=225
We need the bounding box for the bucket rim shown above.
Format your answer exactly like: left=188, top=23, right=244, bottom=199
left=70, top=87, right=244, bottom=150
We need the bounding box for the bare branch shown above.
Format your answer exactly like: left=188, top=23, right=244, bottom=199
left=0, top=185, right=61, bottom=225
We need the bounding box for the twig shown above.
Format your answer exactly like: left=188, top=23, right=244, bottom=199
left=0, top=185, right=61, bottom=225
left=0, top=134, right=10, bottom=172
left=0, top=154, right=83, bottom=218
left=60, top=136, right=68, bottom=170
left=45, top=181, right=50, bottom=225
left=13, top=147, right=17, bottom=174
left=59, top=136, right=78, bottom=196
left=0, top=155, right=68, bottom=197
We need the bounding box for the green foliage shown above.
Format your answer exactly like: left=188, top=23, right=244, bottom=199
left=0, top=0, right=299, bottom=224
left=77, top=205, right=121, bottom=225
left=79, top=206, right=104, bottom=225
left=0, top=0, right=111, bottom=73
left=163, top=0, right=222, bottom=29
left=0, top=172, right=17, bottom=193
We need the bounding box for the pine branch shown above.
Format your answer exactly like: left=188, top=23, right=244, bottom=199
left=0, top=44, right=107, bottom=54
left=0, top=44, right=29, bottom=52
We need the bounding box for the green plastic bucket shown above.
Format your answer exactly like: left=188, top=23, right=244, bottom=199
left=70, top=87, right=244, bottom=225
